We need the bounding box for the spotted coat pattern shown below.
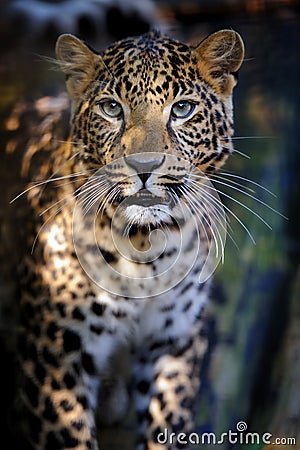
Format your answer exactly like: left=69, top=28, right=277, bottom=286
left=17, top=30, right=244, bottom=449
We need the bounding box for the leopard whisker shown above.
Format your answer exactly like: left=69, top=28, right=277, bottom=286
left=122, top=202, right=151, bottom=237
left=223, top=144, right=251, bottom=159
left=11, top=171, right=88, bottom=204
left=39, top=195, right=73, bottom=217
left=192, top=169, right=285, bottom=220
left=190, top=172, right=283, bottom=219
left=38, top=180, right=89, bottom=217
left=31, top=197, right=73, bottom=253
left=76, top=176, right=108, bottom=196
left=104, top=185, right=121, bottom=207
left=81, top=186, right=112, bottom=216
left=95, top=185, right=120, bottom=219
left=39, top=178, right=92, bottom=218
left=36, top=150, right=84, bottom=199
left=38, top=174, right=95, bottom=217
left=51, top=178, right=89, bottom=189
left=123, top=215, right=137, bottom=238
left=77, top=181, right=109, bottom=207
left=179, top=183, right=224, bottom=231
left=27, top=153, right=92, bottom=248
left=77, top=177, right=113, bottom=216
left=209, top=173, right=256, bottom=194
left=179, top=184, right=226, bottom=258
left=216, top=169, right=277, bottom=197
left=39, top=171, right=103, bottom=218
left=232, top=135, right=273, bottom=141
left=184, top=174, right=232, bottom=224
left=79, top=181, right=118, bottom=216
left=182, top=182, right=238, bottom=250
left=168, top=188, right=191, bottom=223
left=186, top=177, right=253, bottom=241
left=188, top=179, right=257, bottom=244
left=179, top=187, right=217, bottom=253
left=38, top=176, right=111, bottom=239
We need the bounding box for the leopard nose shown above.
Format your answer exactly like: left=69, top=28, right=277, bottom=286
left=124, top=155, right=166, bottom=175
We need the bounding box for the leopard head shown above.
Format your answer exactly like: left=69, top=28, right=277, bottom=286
left=56, top=30, right=244, bottom=228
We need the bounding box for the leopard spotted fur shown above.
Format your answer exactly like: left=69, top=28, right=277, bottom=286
left=17, top=30, right=244, bottom=450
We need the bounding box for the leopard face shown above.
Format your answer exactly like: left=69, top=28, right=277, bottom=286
left=56, top=30, right=244, bottom=229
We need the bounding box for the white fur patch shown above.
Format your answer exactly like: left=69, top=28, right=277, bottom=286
left=123, top=204, right=173, bottom=227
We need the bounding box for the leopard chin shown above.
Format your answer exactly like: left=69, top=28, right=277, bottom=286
left=122, top=204, right=173, bottom=228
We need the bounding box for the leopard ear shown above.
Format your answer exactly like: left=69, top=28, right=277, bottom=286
left=55, top=34, right=99, bottom=99
left=193, top=30, right=244, bottom=95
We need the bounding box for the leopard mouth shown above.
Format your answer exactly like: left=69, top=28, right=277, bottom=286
left=122, top=189, right=172, bottom=207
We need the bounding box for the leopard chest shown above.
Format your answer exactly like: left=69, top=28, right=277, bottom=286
left=72, top=205, right=209, bottom=300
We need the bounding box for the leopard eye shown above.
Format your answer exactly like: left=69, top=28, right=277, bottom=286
left=171, top=101, right=195, bottom=119
left=99, top=100, right=123, bottom=118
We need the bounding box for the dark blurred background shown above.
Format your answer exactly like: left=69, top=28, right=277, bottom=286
left=0, top=1, right=299, bottom=449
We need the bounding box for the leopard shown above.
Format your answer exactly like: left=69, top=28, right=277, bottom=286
left=16, top=29, right=244, bottom=450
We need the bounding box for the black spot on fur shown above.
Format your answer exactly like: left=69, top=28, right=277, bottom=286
left=179, top=281, right=194, bottom=296
left=60, top=399, right=74, bottom=412
left=56, top=302, right=66, bottom=317
left=157, top=392, right=166, bottom=410
left=77, top=394, right=89, bottom=410
left=112, top=309, right=127, bottom=319
left=164, top=317, right=173, bottom=328
left=72, top=306, right=85, bottom=321
left=62, top=329, right=81, bottom=352
left=42, top=346, right=59, bottom=367
left=46, top=321, right=59, bottom=341
left=60, top=428, right=79, bottom=448
left=165, top=371, right=179, bottom=380
left=175, top=384, right=185, bottom=395
left=182, top=300, right=192, bottom=312
left=71, top=420, right=84, bottom=431
left=101, top=249, right=117, bottom=264
left=90, top=319, right=105, bottom=333
left=175, top=338, right=193, bottom=358
left=160, top=303, right=175, bottom=312
left=81, top=352, right=96, bottom=375
left=45, top=431, right=63, bottom=450
left=43, top=397, right=58, bottom=423
left=63, top=372, right=76, bottom=389
left=51, top=378, right=61, bottom=390
left=180, top=396, right=192, bottom=410
left=91, top=301, right=106, bottom=316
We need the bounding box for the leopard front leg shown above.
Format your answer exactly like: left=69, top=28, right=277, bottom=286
left=133, top=332, right=208, bottom=450
left=19, top=325, right=101, bottom=450
left=18, top=296, right=119, bottom=450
